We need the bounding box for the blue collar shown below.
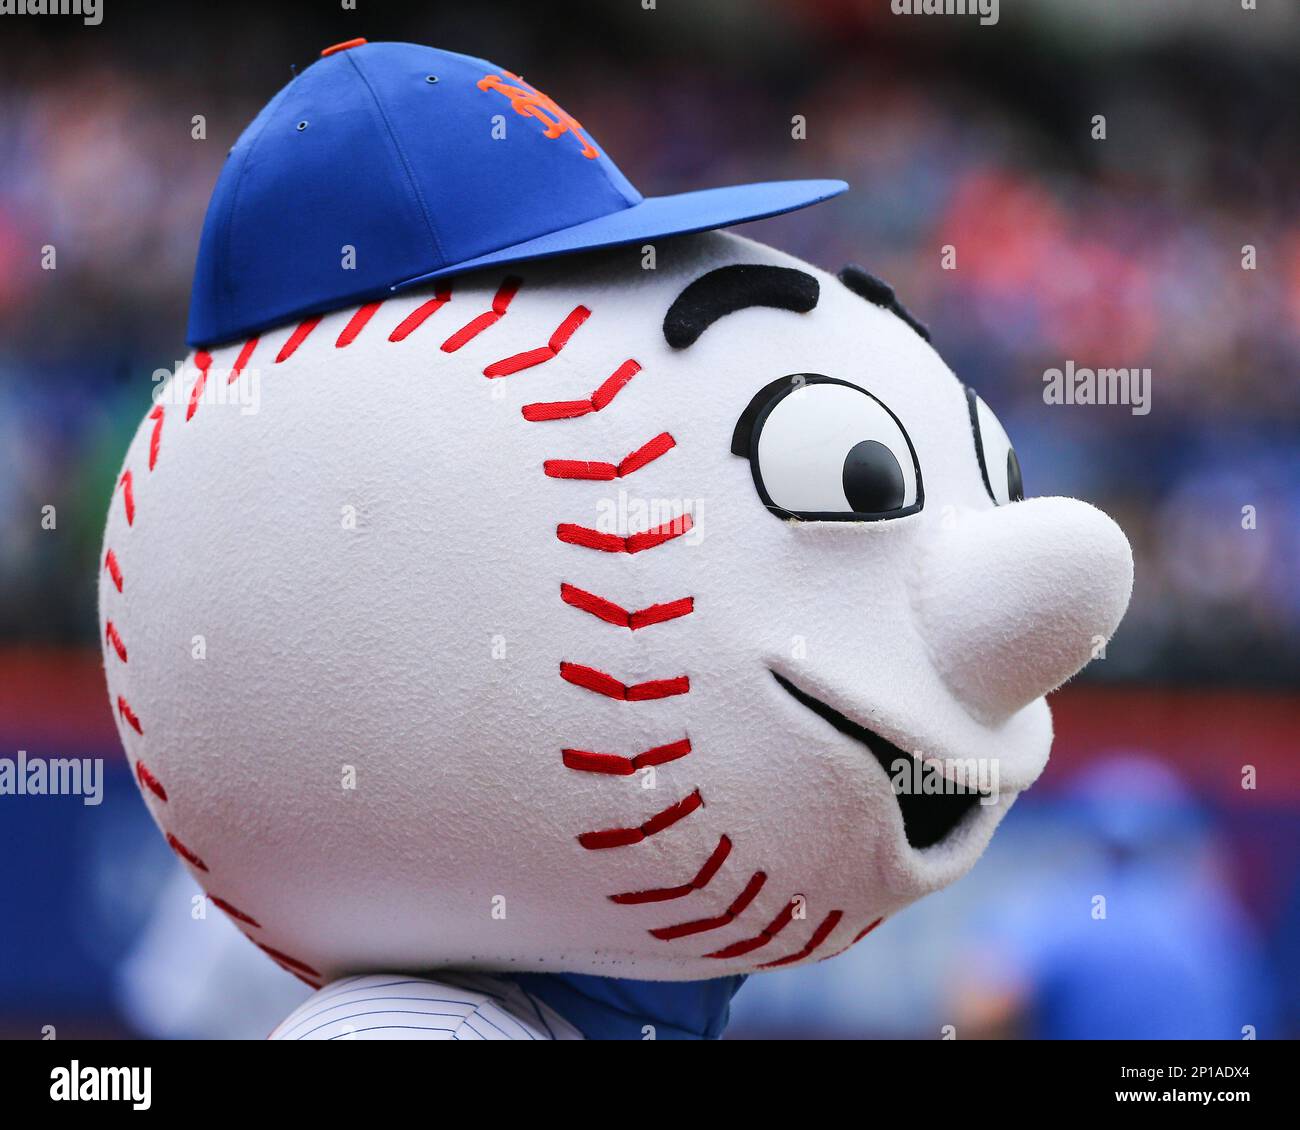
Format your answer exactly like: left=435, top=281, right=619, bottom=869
left=507, top=972, right=746, bottom=1040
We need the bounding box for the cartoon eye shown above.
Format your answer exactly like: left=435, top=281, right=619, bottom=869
left=966, top=388, right=1024, bottom=505
left=731, top=375, right=923, bottom=522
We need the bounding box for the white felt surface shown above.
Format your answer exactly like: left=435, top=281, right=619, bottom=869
left=99, top=231, right=1132, bottom=982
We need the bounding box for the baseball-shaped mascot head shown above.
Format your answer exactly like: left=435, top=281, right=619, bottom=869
left=100, top=42, right=1132, bottom=990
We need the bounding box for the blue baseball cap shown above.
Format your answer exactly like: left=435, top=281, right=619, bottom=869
left=187, top=39, right=847, bottom=346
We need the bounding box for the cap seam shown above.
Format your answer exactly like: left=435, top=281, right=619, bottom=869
left=214, top=76, right=300, bottom=334
left=345, top=51, right=447, bottom=267
left=562, top=100, right=640, bottom=207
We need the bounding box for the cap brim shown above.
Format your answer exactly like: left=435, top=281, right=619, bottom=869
left=394, top=178, right=848, bottom=290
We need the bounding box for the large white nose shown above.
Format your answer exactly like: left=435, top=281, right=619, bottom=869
left=916, top=498, right=1133, bottom=723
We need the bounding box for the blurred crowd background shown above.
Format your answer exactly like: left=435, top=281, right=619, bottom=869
left=1, top=0, right=1297, bottom=1039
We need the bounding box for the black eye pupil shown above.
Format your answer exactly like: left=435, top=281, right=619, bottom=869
left=842, top=440, right=906, bottom=514
left=1006, top=447, right=1024, bottom=502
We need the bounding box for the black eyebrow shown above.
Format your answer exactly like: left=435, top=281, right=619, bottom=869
left=663, top=265, right=819, bottom=349
left=837, top=265, right=931, bottom=342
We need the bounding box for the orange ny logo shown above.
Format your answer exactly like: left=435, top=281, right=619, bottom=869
left=478, top=71, right=600, bottom=160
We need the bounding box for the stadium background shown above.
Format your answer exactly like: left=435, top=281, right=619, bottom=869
left=0, top=0, right=1297, bottom=1038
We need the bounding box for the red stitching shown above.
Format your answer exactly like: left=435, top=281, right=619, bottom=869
left=264, top=962, right=321, bottom=989
left=483, top=304, right=590, bottom=377
left=547, top=460, right=616, bottom=482
left=756, top=909, right=844, bottom=968
left=388, top=286, right=452, bottom=341
left=649, top=871, right=767, bottom=940
left=557, top=514, right=692, bottom=555
left=276, top=315, right=323, bottom=362
left=118, top=470, right=135, bottom=526
left=852, top=917, right=884, bottom=944
left=186, top=351, right=213, bottom=421
left=228, top=336, right=258, bottom=383
left=336, top=301, right=384, bottom=347
left=521, top=358, right=641, bottom=421
left=559, top=661, right=688, bottom=701
left=560, top=584, right=694, bottom=630
left=105, top=620, right=127, bottom=663
left=129, top=278, right=725, bottom=948
left=255, top=947, right=323, bottom=989
left=559, top=584, right=628, bottom=625
left=822, top=916, right=884, bottom=961
left=704, top=899, right=799, bottom=959
left=147, top=404, right=164, bottom=469
left=545, top=432, right=675, bottom=481
left=628, top=599, right=696, bottom=630
left=577, top=789, right=703, bottom=850
left=211, top=896, right=261, bottom=928
left=255, top=942, right=322, bottom=980
left=135, top=759, right=166, bottom=801
left=166, top=832, right=208, bottom=871
left=441, top=277, right=521, bottom=352
left=618, top=431, right=677, bottom=476
left=563, top=737, right=691, bottom=776
left=117, top=695, right=143, bottom=735
left=105, top=549, right=123, bottom=593
left=609, top=835, right=731, bottom=905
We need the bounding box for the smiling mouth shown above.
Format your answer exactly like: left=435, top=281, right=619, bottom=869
left=772, top=672, right=985, bottom=850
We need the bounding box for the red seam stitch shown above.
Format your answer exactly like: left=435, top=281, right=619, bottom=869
left=483, top=304, right=590, bottom=377
left=626, top=676, right=691, bottom=701
left=135, top=759, right=166, bottom=801
left=104, top=549, right=123, bottom=593
left=147, top=404, right=164, bottom=469
left=704, top=899, right=800, bottom=959
left=559, top=583, right=627, bottom=626
left=822, top=916, right=884, bottom=961
left=544, top=432, right=675, bottom=481
left=118, top=470, right=135, bottom=526
left=166, top=832, right=209, bottom=871
left=210, top=896, right=262, bottom=928
left=186, top=351, right=213, bottom=422
left=556, top=525, right=623, bottom=553
left=441, top=276, right=521, bottom=352
left=562, top=737, right=691, bottom=776
left=521, top=358, right=641, bottom=421
left=591, top=359, right=641, bottom=410
left=442, top=311, right=497, bottom=352
left=546, top=458, right=616, bottom=481
left=560, top=584, right=694, bottom=631
left=756, top=909, right=844, bottom=968
left=625, top=515, right=693, bottom=554
left=388, top=286, right=452, bottom=341
left=117, top=695, right=143, bottom=735
left=556, top=514, right=692, bottom=555
left=105, top=620, right=127, bottom=663
left=576, top=789, right=703, bottom=850
left=228, top=336, right=259, bottom=384
left=559, top=661, right=689, bottom=701
left=547, top=306, right=589, bottom=351
left=609, top=835, right=732, bottom=905
left=336, top=301, right=384, bottom=347
left=618, top=431, right=676, bottom=476
left=648, top=871, right=767, bottom=940
left=254, top=945, right=322, bottom=989
left=255, top=942, right=321, bottom=979
left=276, top=315, right=323, bottom=362
left=852, top=917, right=884, bottom=944
left=629, top=597, right=696, bottom=630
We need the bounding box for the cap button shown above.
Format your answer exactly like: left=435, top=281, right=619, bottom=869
left=320, top=38, right=368, bottom=57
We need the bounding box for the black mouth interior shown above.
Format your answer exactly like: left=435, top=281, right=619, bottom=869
left=772, top=672, right=984, bottom=850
